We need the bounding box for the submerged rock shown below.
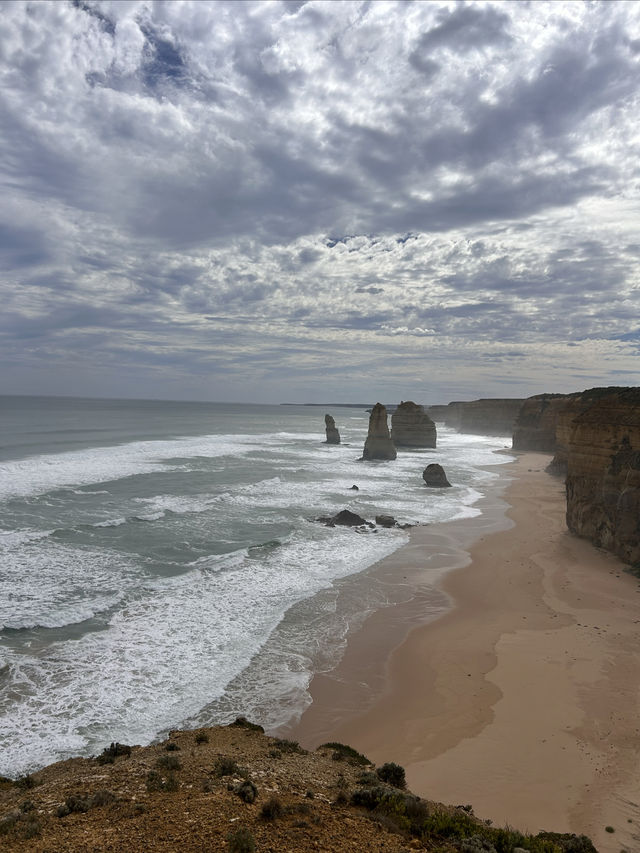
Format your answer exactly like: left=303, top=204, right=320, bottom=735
left=324, top=413, right=341, bottom=444
left=423, top=463, right=451, bottom=488
left=361, top=403, right=396, bottom=461
left=391, top=401, right=437, bottom=448
left=375, top=514, right=397, bottom=527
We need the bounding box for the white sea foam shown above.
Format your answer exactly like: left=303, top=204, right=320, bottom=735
left=0, top=412, right=514, bottom=777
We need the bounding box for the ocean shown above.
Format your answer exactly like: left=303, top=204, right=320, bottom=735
left=0, top=395, right=512, bottom=777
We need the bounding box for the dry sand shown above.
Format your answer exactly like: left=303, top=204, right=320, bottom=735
left=289, top=453, right=640, bottom=853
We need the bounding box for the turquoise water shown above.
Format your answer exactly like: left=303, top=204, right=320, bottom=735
left=0, top=395, right=512, bottom=776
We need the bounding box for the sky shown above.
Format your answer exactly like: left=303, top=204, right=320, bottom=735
left=1, top=0, right=639, bottom=405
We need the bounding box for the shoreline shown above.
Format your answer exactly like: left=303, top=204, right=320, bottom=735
left=286, top=452, right=640, bottom=853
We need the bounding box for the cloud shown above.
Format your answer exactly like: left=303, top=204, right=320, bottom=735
left=0, top=0, right=639, bottom=402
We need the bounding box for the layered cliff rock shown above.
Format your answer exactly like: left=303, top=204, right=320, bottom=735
left=512, top=393, right=581, bottom=454
left=565, top=387, right=640, bottom=565
left=427, top=399, right=524, bottom=436
left=324, top=414, right=340, bottom=444
left=390, top=401, right=436, bottom=448
left=361, top=403, right=396, bottom=461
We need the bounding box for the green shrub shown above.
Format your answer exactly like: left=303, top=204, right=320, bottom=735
left=157, top=753, right=181, bottom=771
left=260, top=796, right=284, bottom=821
left=165, top=741, right=181, bottom=751
left=14, top=774, right=37, bottom=790
left=213, top=756, right=239, bottom=777
left=236, top=780, right=257, bottom=804
left=320, top=741, right=371, bottom=766
left=376, top=762, right=406, bottom=788
left=145, top=770, right=179, bottom=793
left=229, top=716, right=264, bottom=733
left=96, top=742, right=132, bottom=765
left=226, top=826, right=256, bottom=853
left=195, top=731, right=209, bottom=744
left=273, top=738, right=306, bottom=754
left=90, top=790, right=116, bottom=808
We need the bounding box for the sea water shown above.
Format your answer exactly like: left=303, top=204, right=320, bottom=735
left=0, top=395, right=513, bottom=776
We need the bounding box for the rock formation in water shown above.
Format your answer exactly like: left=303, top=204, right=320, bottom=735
left=324, top=414, right=341, bottom=444
left=565, top=387, right=640, bottom=565
left=427, top=399, right=524, bottom=436
left=361, top=403, right=397, bottom=461
left=390, top=401, right=437, bottom=448
left=423, top=463, right=451, bottom=488
left=318, top=509, right=372, bottom=527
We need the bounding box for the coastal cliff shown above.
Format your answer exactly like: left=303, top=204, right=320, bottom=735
left=390, top=401, right=436, bottom=448
left=427, top=399, right=524, bottom=436
left=512, top=394, right=579, bottom=453
left=565, top=387, right=640, bottom=565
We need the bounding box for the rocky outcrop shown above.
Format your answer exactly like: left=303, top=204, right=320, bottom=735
left=565, top=387, right=640, bottom=565
left=391, top=401, right=437, bottom=448
left=361, top=403, right=397, bottom=461
left=427, top=399, right=524, bottom=436
left=317, top=509, right=372, bottom=528
left=423, top=463, right=451, bottom=488
left=324, top=414, right=340, bottom=444
left=512, top=393, right=581, bottom=454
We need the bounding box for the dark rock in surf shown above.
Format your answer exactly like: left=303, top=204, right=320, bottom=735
left=375, top=514, right=397, bottom=528
left=317, top=509, right=374, bottom=528
left=325, top=414, right=341, bottom=444
left=423, top=464, right=452, bottom=488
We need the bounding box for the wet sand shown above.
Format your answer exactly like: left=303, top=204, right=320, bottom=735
left=288, top=453, right=640, bottom=853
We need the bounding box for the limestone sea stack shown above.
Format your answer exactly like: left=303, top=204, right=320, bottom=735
left=423, top=463, right=451, bottom=487
left=324, top=413, right=341, bottom=444
left=361, top=403, right=397, bottom=461
left=391, top=401, right=437, bottom=448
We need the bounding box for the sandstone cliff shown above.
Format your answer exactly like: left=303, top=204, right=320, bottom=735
left=565, top=387, right=640, bottom=566
left=427, top=399, right=524, bottom=436
left=512, top=393, right=581, bottom=455
left=324, top=414, right=340, bottom=444
left=390, top=401, right=436, bottom=448
left=361, top=403, right=396, bottom=461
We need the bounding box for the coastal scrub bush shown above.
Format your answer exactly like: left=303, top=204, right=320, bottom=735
left=164, top=741, right=181, bottom=751
left=195, top=731, right=209, bottom=744
left=14, top=774, right=38, bottom=790
left=97, top=742, right=132, bottom=765
left=535, top=831, right=597, bottom=852
left=213, top=756, right=239, bottom=777
left=236, top=780, right=258, bottom=804
left=157, top=753, right=181, bottom=771
left=260, top=796, right=284, bottom=821
left=229, top=716, right=264, bottom=734
left=376, top=762, right=406, bottom=788
left=226, top=826, right=256, bottom=853
left=273, top=737, right=306, bottom=754
left=320, top=741, right=371, bottom=766
left=90, top=789, right=117, bottom=808
left=145, top=771, right=179, bottom=793
left=0, top=810, right=42, bottom=840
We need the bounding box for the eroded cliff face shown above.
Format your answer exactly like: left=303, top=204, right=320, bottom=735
left=391, top=401, right=437, bottom=448
left=361, top=403, right=396, bottom=461
left=566, top=388, right=640, bottom=565
left=427, top=399, right=524, bottom=436
left=511, top=394, right=580, bottom=453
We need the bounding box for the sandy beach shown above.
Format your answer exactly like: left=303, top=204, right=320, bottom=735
left=288, top=453, right=640, bottom=853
